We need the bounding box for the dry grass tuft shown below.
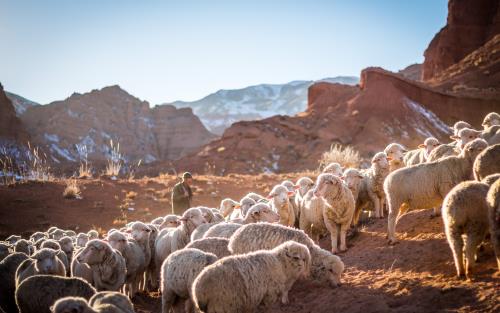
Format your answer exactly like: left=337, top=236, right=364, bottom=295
left=319, top=144, right=362, bottom=170
left=63, top=179, right=81, bottom=199
left=105, top=139, right=122, bottom=178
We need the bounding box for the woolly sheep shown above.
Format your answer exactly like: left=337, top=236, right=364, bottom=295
left=267, top=185, right=295, bottom=227
left=107, top=231, right=146, bottom=298
left=16, top=275, right=96, bottom=313
left=294, top=177, right=315, bottom=219
left=219, top=198, right=240, bottom=218
left=76, top=233, right=90, bottom=248
left=191, top=222, right=221, bottom=241
left=193, top=241, right=310, bottom=313
left=145, top=223, right=159, bottom=292
left=0, top=252, right=29, bottom=313
left=229, top=223, right=344, bottom=288
left=442, top=181, right=491, bottom=278
left=185, top=237, right=231, bottom=259
left=159, top=215, right=181, bottom=229
left=72, top=248, right=94, bottom=286
left=161, top=248, right=217, bottom=313
left=59, top=236, right=75, bottom=265
left=30, top=231, right=48, bottom=243
left=154, top=208, right=206, bottom=291
left=6, top=235, right=21, bottom=245
left=404, top=137, right=440, bottom=166
left=128, top=221, right=152, bottom=269
left=428, top=128, right=482, bottom=162
left=77, top=239, right=127, bottom=291
left=41, top=239, right=70, bottom=273
left=151, top=216, right=165, bottom=226
left=453, top=128, right=483, bottom=150
left=14, top=239, right=33, bottom=255
left=322, top=162, right=343, bottom=176
left=88, top=291, right=135, bottom=313
left=385, top=138, right=489, bottom=244
left=314, top=173, right=355, bottom=253
left=203, top=222, right=242, bottom=239
left=482, top=174, right=500, bottom=186
left=52, top=229, right=65, bottom=241
left=487, top=178, right=500, bottom=271
left=88, top=230, right=99, bottom=240
left=238, top=196, right=257, bottom=219
left=384, top=143, right=407, bottom=172
left=482, top=112, right=500, bottom=129
left=473, top=144, right=500, bottom=181
left=0, top=242, right=10, bottom=262
left=452, top=121, right=472, bottom=135
left=299, top=188, right=327, bottom=243
left=245, top=192, right=267, bottom=203
left=198, top=206, right=224, bottom=223
left=282, top=180, right=300, bottom=227
left=15, top=248, right=66, bottom=287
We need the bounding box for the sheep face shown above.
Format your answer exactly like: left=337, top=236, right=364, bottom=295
left=313, top=174, right=342, bottom=198
left=129, top=222, right=151, bottom=242
left=161, top=215, right=181, bottom=228
left=268, top=185, right=292, bottom=206
left=77, top=240, right=111, bottom=265
left=52, top=229, right=65, bottom=241
left=452, top=128, right=482, bottom=149
left=452, top=121, right=472, bottom=136
left=76, top=233, right=90, bottom=247
left=281, top=180, right=296, bottom=192
left=371, top=152, right=389, bottom=169
left=107, top=231, right=128, bottom=253
left=247, top=203, right=280, bottom=223
left=296, top=177, right=314, bottom=197
left=323, top=163, right=343, bottom=176
left=180, top=208, right=206, bottom=229
left=461, top=138, right=488, bottom=160
left=220, top=198, right=239, bottom=217
left=240, top=197, right=256, bottom=215
left=199, top=206, right=216, bottom=223
left=59, top=237, right=74, bottom=255
left=279, top=241, right=311, bottom=278
left=41, top=239, right=62, bottom=251
left=419, top=137, right=440, bottom=158
left=50, top=297, right=93, bottom=313
left=151, top=216, right=165, bottom=225
left=313, top=253, right=345, bottom=288
left=482, top=112, right=500, bottom=129
left=33, top=248, right=60, bottom=274
left=384, top=143, right=406, bottom=164
left=30, top=232, right=48, bottom=242
left=87, top=230, right=99, bottom=240
left=342, top=169, right=364, bottom=192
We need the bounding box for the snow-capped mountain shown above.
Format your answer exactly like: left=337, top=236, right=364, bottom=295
left=164, top=76, right=359, bottom=134
left=5, top=91, right=40, bottom=116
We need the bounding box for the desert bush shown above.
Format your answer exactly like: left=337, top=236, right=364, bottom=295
left=63, top=179, right=81, bottom=199
left=104, top=139, right=123, bottom=178
left=319, top=144, right=362, bottom=170
left=76, top=144, right=92, bottom=178
left=27, top=142, right=53, bottom=181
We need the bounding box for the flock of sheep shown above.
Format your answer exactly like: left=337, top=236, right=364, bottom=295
left=0, top=112, right=499, bottom=313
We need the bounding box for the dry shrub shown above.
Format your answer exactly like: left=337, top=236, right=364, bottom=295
left=105, top=139, right=122, bottom=178
left=63, top=179, right=81, bottom=199
left=319, top=144, right=362, bottom=170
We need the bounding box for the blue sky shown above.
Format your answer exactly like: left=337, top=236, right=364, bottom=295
left=0, top=0, right=447, bottom=105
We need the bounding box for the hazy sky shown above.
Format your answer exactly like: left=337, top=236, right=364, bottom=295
left=0, top=0, right=447, bottom=105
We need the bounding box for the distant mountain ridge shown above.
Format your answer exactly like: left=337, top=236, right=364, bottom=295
left=5, top=91, right=40, bottom=116
left=164, top=76, right=359, bottom=134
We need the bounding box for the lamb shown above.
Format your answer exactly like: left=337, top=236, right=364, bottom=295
left=16, top=275, right=96, bottom=313
left=267, top=185, right=295, bottom=227
left=299, top=188, right=327, bottom=243
left=219, top=198, right=240, bottom=218
left=365, top=152, right=390, bottom=218
left=76, top=233, right=90, bottom=248
left=145, top=223, right=159, bottom=292
left=0, top=242, right=10, bottom=261
left=88, top=230, right=99, bottom=240
left=59, top=236, right=75, bottom=265
left=30, top=231, right=48, bottom=243
left=198, top=206, right=224, bottom=223
left=193, top=241, right=310, bottom=313
left=385, top=138, right=489, bottom=244
left=77, top=239, right=127, bottom=291
left=161, top=248, right=217, bottom=313
left=482, top=112, right=500, bottom=129
left=107, top=231, right=146, bottom=298
left=185, top=237, right=231, bottom=258
left=282, top=180, right=300, bottom=227
left=452, top=121, right=472, bottom=135
left=128, top=222, right=152, bottom=271
left=159, top=215, right=181, bottom=229
left=384, top=143, right=407, bottom=172
left=442, top=181, right=492, bottom=278
left=314, top=173, right=355, bottom=253
left=229, top=223, right=344, bottom=288
left=203, top=222, right=242, bottom=239
left=191, top=222, right=221, bottom=241
left=154, top=207, right=206, bottom=291
left=41, top=239, right=70, bottom=273
left=473, top=144, right=500, bottom=181
left=322, top=162, right=343, bottom=176
left=15, top=248, right=66, bottom=287
left=487, top=178, right=500, bottom=271
left=404, top=137, right=440, bottom=166
left=294, top=177, right=315, bottom=218
left=0, top=252, right=29, bottom=313
left=51, top=292, right=135, bottom=313
left=14, top=239, right=33, bottom=255
left=238, top=196, right=257, bottom=219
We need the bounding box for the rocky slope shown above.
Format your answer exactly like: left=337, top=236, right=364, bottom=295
left=5, top=91, right=40, bottom=116
left=20, top=86, right=216, bottom=164
left=165, top=76, right=359, bottom=135
left=0, top=83, right=30, bottom=146
left=398, top=63, right=422, bottom=81
left=422, top=0, right=500, bottom=80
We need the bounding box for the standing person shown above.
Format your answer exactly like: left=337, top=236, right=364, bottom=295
left=171, top=172, right=193, bottom=215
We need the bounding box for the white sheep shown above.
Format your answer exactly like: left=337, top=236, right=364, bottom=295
left=294, top=177, right=315, bottom=219
left=151, top=216, right=165, bottom=226
left=473, top=144, right=500, bottom=181
left=322, top=162, right=343, bottom=176
left=191, top=222, right=221, bottom=241
left=299, top=188, right=327, bottom=243
left=185, top=237, right=231, bottom=259
left=404, top=137, right=440, bottom=166
left=245, top=192, right=267, bottom=203
left=427, top=128, right=482, bottom=162
left=487, top=178, right=500, bottom=272
left=30, top=232, right=48, bottom=243
left=14, top=239, right=33, bottom=256
left=87, top=230, right=99, bottom=240
left=0, top=242, right=10, bottom=262
left=385, top=138, right=489, bottom=244
left=219, top=198, right=240, bottom=218
left=15, top=248, right=66, bottom=287
left=229, top=223, right=344, bottom=288
left=267, top=184, right=295, bottom=227
left=76, top=239, right=127, bottom=291
left=282, top=180, right=300, bottom=226
left=202, top=222, right=242, bottom=239
left=238, top=196, right=257, bottom=219
left=231, top=202, right=280, bottom=225
left=193, top=241, right=310, bottom=313
left=76, top=233, right=90, bottom=248
left=341, top=168, right=365, bottom=226
left=161, top=248, right=217, bottom=313
left=51, top=292, right=134, bottom=313
left=159, top=215, right=181, bottom=229
left=442, top=181, right=492, bottom=278
left=384, top=143, right=407, bottom=172
left=5, top=235, right=21, bottom=245
left=482, top=112, right=500, bottom=129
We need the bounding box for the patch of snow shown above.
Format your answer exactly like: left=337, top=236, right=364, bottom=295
left=44, top=133, right=60, bottom=143
left=144, top=154, right=156, bottom=164
left=406, top=98, right=451, bottom=134
left=67, top=109, right=79, bottom=118
left=50, top=143, right=76, bottom=162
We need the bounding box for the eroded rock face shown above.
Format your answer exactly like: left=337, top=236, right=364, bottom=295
left=0, top=83, right=29, bottom=143
left=422, top=0, right=500, bottom=80
left=21, top=85, right=216, bottom=163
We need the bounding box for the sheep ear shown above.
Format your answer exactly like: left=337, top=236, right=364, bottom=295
left=418, top=144, right=425, bottom=148
left=386, top=156, right=393, bottom=161
left=287, top=191, right=295, bottom=196
left=450, top=135, right=459, bottom=140
left=266, top=195, right=274, bottom=199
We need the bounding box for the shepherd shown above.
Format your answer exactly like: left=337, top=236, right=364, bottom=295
left=171, top=172, right=193, bottom=215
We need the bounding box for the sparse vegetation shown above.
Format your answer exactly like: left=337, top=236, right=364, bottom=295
left=0, top=152, right=17, bottom=185
left=27, top=142, right=53, bottom=181
left=319, top=144, right=362, bottom=170
left=76, top=144, right=92, bottom=178
left=105, top=139, right=123, bottom=178
left=63, top=179, right=81, bottom=199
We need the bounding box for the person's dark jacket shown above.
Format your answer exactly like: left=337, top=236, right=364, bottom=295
left=171, top=181, right=192, bottom=215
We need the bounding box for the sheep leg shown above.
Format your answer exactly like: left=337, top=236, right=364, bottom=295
left=352, top=207, right=362, bottom=227
left=446, top=228, right=465, bottom=278
left=324, top=219, right=339, bottom=253
left=339, top=223, right=349, bottom=252
left=464, top=233, right=482, bottom=279
left=281, top=289, right=290, bottom=304
left=370, top=192, right=381, bottom=218
left=380, top=197, right=385, bottom=218
left=387, top=200, right=406, bottom=245
left=162, top=288, right=177, bottom=313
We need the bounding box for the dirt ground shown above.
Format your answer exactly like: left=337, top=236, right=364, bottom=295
left=0, top=175, right=498, bottom=313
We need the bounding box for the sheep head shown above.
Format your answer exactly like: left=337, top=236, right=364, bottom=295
left=295, top=176, right=314, bottom=197
left=77, top=239, right=112, bottom=265
left=33, top=248, right=59, bottom=274
left=313, top=173, right=342, bottom=198
left=482, top=112, right=500, bottom=129
left=246, top=203, right=279, bottom=223
left=267, top=185, right=293, bottom=205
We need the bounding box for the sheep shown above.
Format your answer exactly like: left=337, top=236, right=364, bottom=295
left=0, top=242, right=10, bottom=261
left=15, top=248, right=66, bottom=287
left=487, top=178, right=500, bottom=271
left=145, top=223, right=159, bottom=292
left=384, top=143, right=407, bottom=172
left=482, top=174, right=500, bottom=186
left=198, top=206, right=224, bottom=223
left=404, top=137, right=440, bottom=166
left=14, top=239, right=33, bottom=255
left=482, top=112, right=500, bottom=129
left=299, top=188, right=327, bottom=243
left=385, top=138, right=489, bottom=244
left=88, top=230, right=99, bottom=240
left=76, top=233, right=90, bottom=248
left=16, top=275, right=96, bottom=313
left=0, top=252, right=29, bottom=313
left=294, top=177, right=315, bottom=218
left=342, top=168, right=364, bottom=203
left=52, top=229, right=65, bottom=241
left=161, top=248, right=217, bottom=313
left=228, top=223, right=344, bottom=288
left=30, top=231, right=48, bottom=243
left=193, top=241, right=310, bottom=313
left=452, top=121, right=472, bottom=135
left=203, top=222, right=242, bottom=239
left=267, top=185, right=295, bottom=227
left=245, top=192, right=267, bottom=203
left=282, top=180, right=300, bottom=227
left=230, top=203, right=280, bottom=224
left=107, top=231, right=146, bottom=298
left=154, top=207, right=206, bottom=292
left=151, top=216, right=165, bottom=226
left=41, top=239, right=70, bottom=273
left=59, top=236, right=75, bottom=265
left=6, top=235, right=21, bottom=245
left=219, top=198, right=240, bottom=218
left=77, top=239, right=127, bottom=291
left=314, top=173, right=355, bottom=253
left=427, top=128, right=482, bottom=162
left=88, top=291, right=135, bottom=313
left=238, top=196, right=257, bottom=219
left=322, top=162, right=343, bottom=176
left=128, top=222, right=152, bottom=270
left=473, top=144, right=500, bottom=181
left=191, top=222, right=221, bottom=241
left=442, top=181, right=491, bottom=278
left=72, top=247, right=94, bottom=286
left=185, top=237, right=231, bottom=258
left=159, top=215, right=181, bottom=229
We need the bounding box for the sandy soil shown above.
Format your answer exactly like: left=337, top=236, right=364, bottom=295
left=0, top=175, right=498, bottom=313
